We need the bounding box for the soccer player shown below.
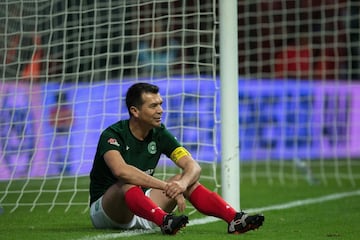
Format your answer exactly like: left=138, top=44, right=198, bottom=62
left=89, top=82, right=264, bottom=235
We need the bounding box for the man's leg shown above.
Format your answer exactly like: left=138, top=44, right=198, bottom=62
left=100, top=182, right=134, bottom=224
left=123, top=186, right=169, bottom=226
left=149, top=186, right=188, bottom=235
left=148, top=188, right=177, bottom=213
left=101, top=181, right=168, bottom=226
left=187, top=183, right=237, bottom=222
left=100, top=181, right=188, bottom=234
left=160, top=174, right=238, bottom=221
left=186, top=182, right=265, bottom=234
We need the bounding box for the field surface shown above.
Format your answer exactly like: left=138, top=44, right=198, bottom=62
left=1, top=161, right=359, bottom=240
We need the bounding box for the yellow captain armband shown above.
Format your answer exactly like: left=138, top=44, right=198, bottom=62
left=170, top=146, right=191, bottom=163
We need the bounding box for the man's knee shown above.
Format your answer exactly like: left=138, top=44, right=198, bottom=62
left=184, top=182, right=200, bottom=198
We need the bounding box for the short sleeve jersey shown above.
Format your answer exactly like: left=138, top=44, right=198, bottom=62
left=89, top=120, right=181, bottom=205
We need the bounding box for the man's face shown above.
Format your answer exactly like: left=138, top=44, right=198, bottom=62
left=136, top=92, right=163, bottom=127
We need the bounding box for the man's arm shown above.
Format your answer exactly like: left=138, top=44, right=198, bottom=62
left=165, top=155, right=201, bottom=199
left=104, top=150, right=167, bottom=190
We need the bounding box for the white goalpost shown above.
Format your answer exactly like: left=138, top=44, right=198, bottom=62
left=219, top=0, right=240, bottom=210
left=1, top=0, right=360, bottom=214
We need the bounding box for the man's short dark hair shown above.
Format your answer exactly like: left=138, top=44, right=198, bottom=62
left=126, top=82, right=159, bottom=115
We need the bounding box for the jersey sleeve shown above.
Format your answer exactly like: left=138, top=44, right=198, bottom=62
left=97, top=130, right=123, bottom=157
left=170, top=146, right=191, bottom=163
left=160, top=127, right=191, bottom=162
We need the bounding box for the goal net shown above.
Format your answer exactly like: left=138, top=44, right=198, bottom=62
left=0, top=0, right=219, bottom=212
left=1, top=0, right=360, bottom=213
left=237, top=1, right=360, bottom=186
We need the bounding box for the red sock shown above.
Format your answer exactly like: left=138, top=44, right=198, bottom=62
left=189, top=184, right=237, bottom=223
left=124, top=186, right=167, bottom=226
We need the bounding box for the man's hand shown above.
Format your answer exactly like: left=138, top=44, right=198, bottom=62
left=175, top=194, right=186, bottom=212
left=165, top=180, right=187, bottom=199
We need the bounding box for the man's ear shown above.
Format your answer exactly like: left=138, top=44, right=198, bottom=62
left=130, top=106, right=139, bottom=118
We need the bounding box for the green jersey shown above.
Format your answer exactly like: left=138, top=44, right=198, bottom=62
left=89, top=120, right=181, bottom=205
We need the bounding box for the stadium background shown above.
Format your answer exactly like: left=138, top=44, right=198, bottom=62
left=0, top=0, right=359, bottom=215
left=1, top=2, right=360, bottom=240
left=1, top=1, right=359, bottom=178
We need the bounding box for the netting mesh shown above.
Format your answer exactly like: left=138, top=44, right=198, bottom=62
left=1, top=1, right=360, bottom=212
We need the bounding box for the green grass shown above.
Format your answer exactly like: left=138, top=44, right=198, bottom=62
left=1, top=160, right=360, bottom=240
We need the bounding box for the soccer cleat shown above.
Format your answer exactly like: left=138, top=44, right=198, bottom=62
left=228, top=212, right=264, bottom=234
left=160, top=213, right=189, bottom=235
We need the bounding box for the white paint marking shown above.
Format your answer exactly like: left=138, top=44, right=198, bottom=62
left=245, top=189, right=360, bottom=213
left=76, top=189, right=360, bottom=240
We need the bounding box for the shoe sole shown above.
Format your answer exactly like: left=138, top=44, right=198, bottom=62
left=170, top=222, right=187, bottom=235
left=232, top=215, right=264, bottom=234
